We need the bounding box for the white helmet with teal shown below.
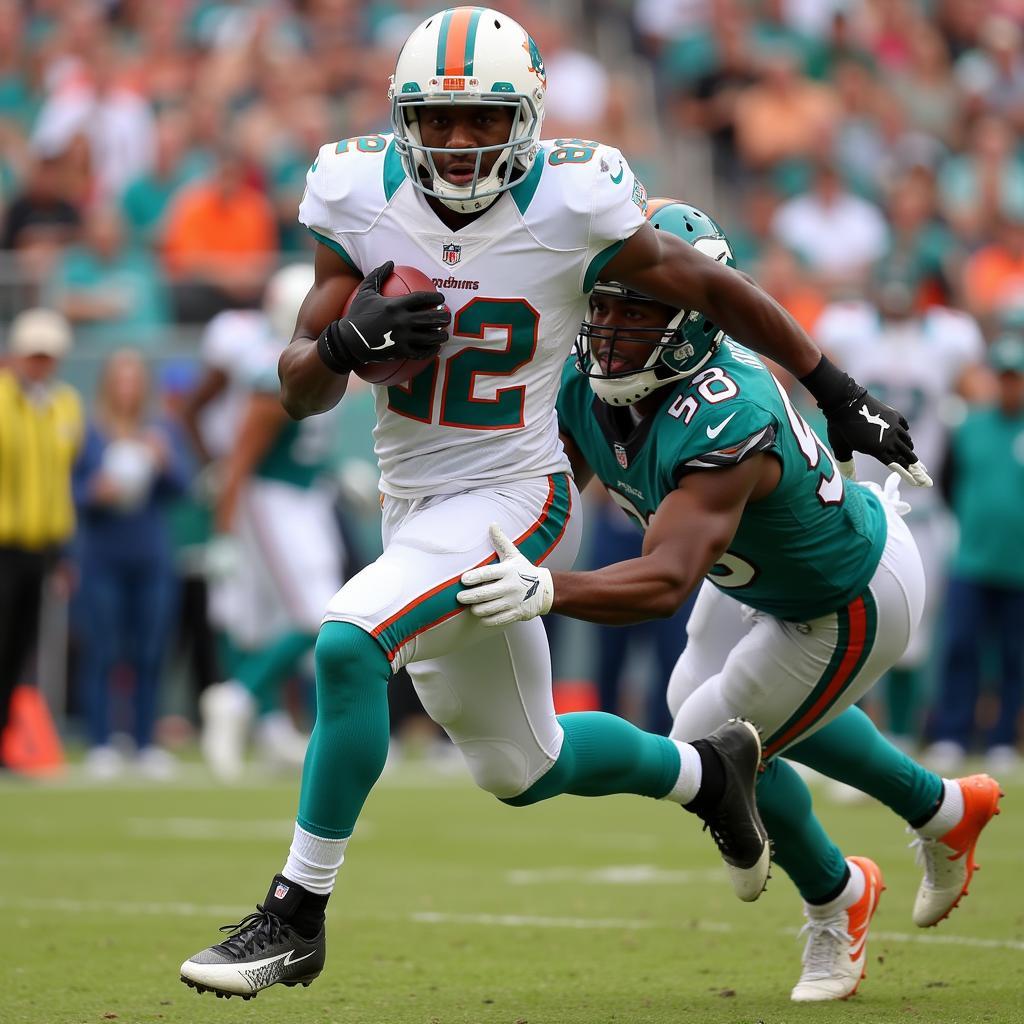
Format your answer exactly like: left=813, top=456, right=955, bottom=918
left=576, top=199, right=736, bottom=407
left=388, top=7, right=547, bottom=214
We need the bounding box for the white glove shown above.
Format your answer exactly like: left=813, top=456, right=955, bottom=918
left=889, top=459, right=933, bottom=488
left=457, top=523, right=553, bottom=627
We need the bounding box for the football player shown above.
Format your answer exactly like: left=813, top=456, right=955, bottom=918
left=458, top=200, right=1001, bottom=1000
left=181, top=8, right=929, bottom=997
left=815, top=278, right=986, bottom=757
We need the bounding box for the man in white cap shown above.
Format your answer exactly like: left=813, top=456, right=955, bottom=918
left=0, top=308, right=82, bottom=769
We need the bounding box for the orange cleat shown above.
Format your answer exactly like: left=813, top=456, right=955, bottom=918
left=910, top=774, right=1003, bottom=928
left=791, top=856, right=884, bottom=1002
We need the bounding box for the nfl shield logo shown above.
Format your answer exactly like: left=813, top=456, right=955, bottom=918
left=274, top=883, right=290, bottom=900
left=614, top=442, right=628, bottom=469
left=442, top=242, right=462, bottom=266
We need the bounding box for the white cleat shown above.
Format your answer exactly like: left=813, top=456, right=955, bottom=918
left=911, top=774, right=1002, bottom=927
left=199, top=682, right=255, bottom=783
left=791, top=857, right=883, bottom=1002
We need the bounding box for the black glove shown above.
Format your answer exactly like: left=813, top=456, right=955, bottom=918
left=800, top=355, right=932, bottom=486
left=317, top=261, right=450, bottom=373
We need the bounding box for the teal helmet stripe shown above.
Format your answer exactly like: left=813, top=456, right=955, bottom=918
left=463, top=7, right=482, bottom=75
left=435, top=9, right=453, bottom=76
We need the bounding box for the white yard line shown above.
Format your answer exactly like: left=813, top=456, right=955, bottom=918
left=409, top=911, right=1024, bottom=952
left=3, top=896, right=1017, bottom=954
left=506, top=865, right=725, bottom=885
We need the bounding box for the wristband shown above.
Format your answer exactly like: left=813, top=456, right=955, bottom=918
left=316, top=322, right=354, bottom=375
left=798, top=354, right=862, bottom=413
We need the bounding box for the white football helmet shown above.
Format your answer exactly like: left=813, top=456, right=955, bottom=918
left=264, top=263, right=314, bottom=342
left=388, top=7, right=547, bottom=214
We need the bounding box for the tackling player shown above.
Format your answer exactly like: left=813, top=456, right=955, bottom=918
left=457, top=200, right=1001, bottom=1001
left=181, top=8, right=930, bottom=998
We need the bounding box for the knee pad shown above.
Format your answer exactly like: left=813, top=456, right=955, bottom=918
left=455, top=738, right=540, bottom=800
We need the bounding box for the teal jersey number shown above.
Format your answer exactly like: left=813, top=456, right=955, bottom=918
left=387, top=297, right=538, bottom=429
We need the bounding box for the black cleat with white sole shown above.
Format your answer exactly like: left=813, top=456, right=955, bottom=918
left=693, top=718, right=771, bottom=902
left=180, top=897, right=325, bottom=999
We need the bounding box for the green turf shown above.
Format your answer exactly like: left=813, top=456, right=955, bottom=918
left=2, top=761, right=1021, bottom=1024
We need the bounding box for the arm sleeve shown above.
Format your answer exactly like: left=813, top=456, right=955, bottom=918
left=297, top=143, right=361, bottom=271
left=581, top=146, right=647, bottom=292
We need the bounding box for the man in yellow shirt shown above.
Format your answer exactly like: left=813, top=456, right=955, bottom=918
left=0, top=309, right=82, bottom=767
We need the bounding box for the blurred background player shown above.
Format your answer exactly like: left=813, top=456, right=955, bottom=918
left=926, top=333, right=1024, bottom=773
left=72, top=348, right=189, bottom=779
left=0, top=309, right=81, bottom=771
left=184, top=263, right=349, bottom=781
left=815, top=274, right=986, bottom=749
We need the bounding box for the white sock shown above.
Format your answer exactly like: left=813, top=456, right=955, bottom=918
left=805, top=858, right=864, bottom=917
left=916, top=778, right=964, bottom=839
left=282, top=823, right=349, bottom=895
left=664, top=740, right=702, bottom=804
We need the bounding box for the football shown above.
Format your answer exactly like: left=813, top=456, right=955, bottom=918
left=347, top=265, right=445, bottom=386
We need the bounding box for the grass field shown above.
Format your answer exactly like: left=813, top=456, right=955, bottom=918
left=2, top=759, right=1022, bottom=1024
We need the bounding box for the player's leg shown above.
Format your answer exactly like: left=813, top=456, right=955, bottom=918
left=180, top=474, right=578, bottom=996
left=986, top=583, right=1024, bottom=767
left=757, top=758, right=882, bottom=1002
left=926, top=576, right=987, bottom=769
left=884, top=511, right=951, bottom=744
left=411, top=610, right=768, bottom=901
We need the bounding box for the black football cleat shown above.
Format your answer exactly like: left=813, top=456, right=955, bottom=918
left=693, top=718, right=771, bottom=902
left=180, top=882, right=325, bottom=999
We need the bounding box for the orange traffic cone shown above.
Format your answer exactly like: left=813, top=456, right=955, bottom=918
left=1, top=685, right=65, bottom=777
left=552, top=678, right=600, bottom=715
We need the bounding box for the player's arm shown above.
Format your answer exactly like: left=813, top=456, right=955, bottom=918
left=179, top=367, right=228, bottom=464
left=278, top=244, right=361, bottom=419
left=214, top=392, right=287, bottom=533
left=604, top=224, right=930, bottom=486
left=558, top=429, right=594, bottom=491
left=279, top=248, right=451, bottom=420
left=458, top=456, right=770, bottom=627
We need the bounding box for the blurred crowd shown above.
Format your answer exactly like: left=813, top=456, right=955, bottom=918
left=1, top=0, right=1023, bottom=780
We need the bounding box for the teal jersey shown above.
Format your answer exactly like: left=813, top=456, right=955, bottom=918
left=557, top=341, right=887, bottom=621
left=250, top=368, right=335, bottom=489
left=950, top=406, right=1024, bottom=588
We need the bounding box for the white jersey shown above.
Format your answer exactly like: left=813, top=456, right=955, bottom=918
left=815, top=301, right=983, bottom=511
left=198, top=310, right=279, bottom=459
left=299, top=133, right=646, bottom=498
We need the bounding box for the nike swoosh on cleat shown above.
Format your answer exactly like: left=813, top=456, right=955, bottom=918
left=706, top=412, right=737, bottom=439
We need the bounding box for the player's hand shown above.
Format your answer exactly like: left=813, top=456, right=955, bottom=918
left=317, top=261, right=450, bottom=373
left=457, top=524, right=553, bottom=627
left=823, top=388, right=933, bottom=488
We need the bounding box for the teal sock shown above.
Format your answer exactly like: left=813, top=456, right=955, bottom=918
left=234, top=630, right=314, bottom=707
left=787, top=706, right=943, bottom=822
left=757, top=758, right=848, bottom=902
left=886, top=666, right=919, bottom=739
left=296, top=622, right=392, bottom=839
left=502, top=712, right=681, bottom=807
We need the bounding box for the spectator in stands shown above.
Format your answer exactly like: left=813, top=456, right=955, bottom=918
left=120, top=112, right=196, bottom=249
left=1, top=151, right=80, bottom=252
left=939, top=113, right=1024, bottom=246
left=926, top=333, right=1024, bottom=773
left=0, top=309, right=81, bottom=771
left=72, top=349, right=189, bottom=779
left=733, top=45, right=841, bottom=175
left=771, top=158, right=889, bottom=291
left=49, top=204, right=169, bottom=349
left=954, top=14, right=1024, bottom=125
left=962, top=212, right=1024, bottom=325
left=161, top=146, right=278, bottom=322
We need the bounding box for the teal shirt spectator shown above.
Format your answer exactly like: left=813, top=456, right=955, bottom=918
left=950, top=405, right=1024, bottom=588
left=51, top=242, right=170, bottom=349
left=121, top=150, right=211, bottom=247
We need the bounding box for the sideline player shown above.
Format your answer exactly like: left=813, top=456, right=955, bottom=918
left=181, top=9, right=929, bottom=997
left=814, top=281, right=985, bottom=753
left=458, top=200, right=1002, bottom=1000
